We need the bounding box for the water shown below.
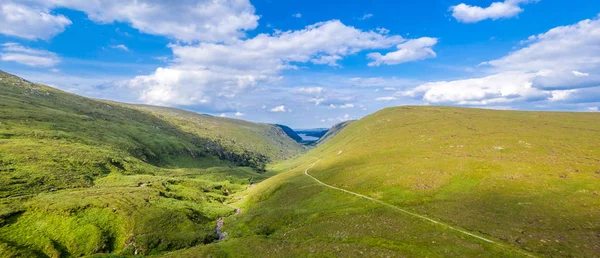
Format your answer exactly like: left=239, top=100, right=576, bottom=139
left=298, top=133, right=319, bottom=141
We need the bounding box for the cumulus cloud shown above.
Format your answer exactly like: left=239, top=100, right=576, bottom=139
left=367, top=37, right=438, bottom=66
left=23, top=0, right=259, bottom=42
left=126, top=67, right=265, bottom=111
left=0, top=2, right=71, bottom=40
left=168, top=20, right=403, bottom=72
left=402, top=15, right=600, bottom=107
left=293, top=13, right=302, bottom=18
left=401, top=72, right=546, bottom=105
left=270, top=105, right=287, bottom=112
left=451, top=0, right=537, bottom=23
left=0, top=43, right=60, bottom=67
left=235, top=111, right=245, bottom=116
left=127, top=20, right=412, bottom=109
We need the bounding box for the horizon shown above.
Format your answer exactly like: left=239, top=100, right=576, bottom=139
left=1, top=0, right=599, bottom=128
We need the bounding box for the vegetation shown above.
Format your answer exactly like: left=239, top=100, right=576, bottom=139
left=315, top=120, right=353, bottom=145
left=2, top=69, right=599, bottom=257
left=0, top=71, right=300, bottom=257
left=126, top=105, right=305, bottom=165
left=274, top=124, right=303, bottom=143
left=173, top=106, right=600, bottom=257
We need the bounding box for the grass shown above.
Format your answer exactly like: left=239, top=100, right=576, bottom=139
left=123, top=104, right=305, bottom=165
left=0, top=71, right=301, bottom=257
left=2, top=68, right=599, bottom=257
left=172, top=106, right=600, bottom=257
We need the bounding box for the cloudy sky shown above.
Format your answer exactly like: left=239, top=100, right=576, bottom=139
left=1, top=0, right=599, bottom=128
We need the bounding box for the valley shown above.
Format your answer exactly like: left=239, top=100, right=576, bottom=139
left=0, top=71, right=599, bottom=257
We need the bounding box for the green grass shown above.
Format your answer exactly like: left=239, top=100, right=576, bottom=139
left=0, top=71, right=301, bottom=257
left=123, top=104, right=305, bottom=165
left=2, top=68, right=599, bottom=257
left=173, top=106, right=600, bottom=257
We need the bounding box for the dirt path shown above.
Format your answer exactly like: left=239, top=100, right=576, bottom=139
left=304, top=161, right=536, bottom=257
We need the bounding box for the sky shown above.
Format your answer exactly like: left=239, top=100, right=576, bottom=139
left=1, top=0, right=599, bottom=128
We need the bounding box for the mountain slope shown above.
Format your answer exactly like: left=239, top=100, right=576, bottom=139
left=315, top=120, right=353, bottom=145
left=124, top=105, right=305, bottom=168
left=178, top=106, right=600, bottom=257
left=0, top=71, right=299, bottom=257
left=274, top=124, right=303, bottom=143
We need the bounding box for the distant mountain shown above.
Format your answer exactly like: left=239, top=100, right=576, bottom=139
left=294, top=128, right=328, bottom=140
left=274, top=124, right=303, bottom=142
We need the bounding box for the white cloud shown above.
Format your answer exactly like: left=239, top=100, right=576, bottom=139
left=0, top=43, right=60, bottom=67
left=376, top=96, right=397, bottom=101
left=401, top=72, right=547, bottom=105
left=270, top=105, right=287, bottom=112
left=339, top=103, right=354, bottom=108
left=323, top=114, right=352, bottom=123
left=110, top=44, right=129, bottom=52
left=549, top=89, right=577, bottom=102
left=403, top=15, right=600, bottom=107
left=451, top=0, right=536, bottom=23
left=588, top=106, right=599, bottom=112
left=309, top=98, right=325, bottom=105
left=0, top=2, right=71, bottom=40
left=235, top=111, right=245, bottom=116
left=367, top=37, right=438, bottom=66
left=572, top=71, right=589, bottom=77
left=219, top=113, right=226, bottom=117
left=168, top=20, right=404, bottom=72
left=290, top=87, right=325, bottom=95
left=483, top=17, right=600, bottom=74
left=25, top=0, right=259, bottom=42
left=358, top=13, right=373, bottom=20
left=383, top=87, right=396, bottom=91
left=293, top=13, right=302, bottom=18
left=127, top=67, right=265, bottom=111
left=127, top=20, right=414, bottom=109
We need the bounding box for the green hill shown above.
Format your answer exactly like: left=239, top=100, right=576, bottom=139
left=0, top=71, right=302, bottom=257
left=274, top=124, right=303, bottom=143
left=123, top=105, right=305, bottom=168
left=315, top=120, right=354, bottom=145
left=2, top=68, right=599, bottom=258
left=175, top=106, right=600, bottom=257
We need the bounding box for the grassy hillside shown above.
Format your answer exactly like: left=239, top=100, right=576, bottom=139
left=315, top=120, right=353, bottom=145
left=174, top=106, right=600, bottom=257
left=274, top=124, right=303, bottom=143
left=122, top=105, right=305, bottom=169
left=0, top=71, right=297, bottom=257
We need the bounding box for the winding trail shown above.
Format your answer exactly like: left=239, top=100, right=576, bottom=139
left=304, top=161, right=536, bottom=257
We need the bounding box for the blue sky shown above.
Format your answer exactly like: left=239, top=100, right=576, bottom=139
left=1, top=0, right=599, bottom=128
